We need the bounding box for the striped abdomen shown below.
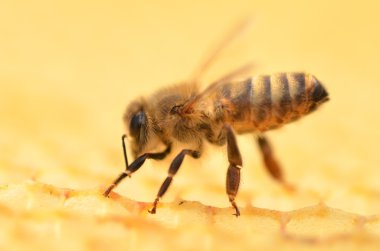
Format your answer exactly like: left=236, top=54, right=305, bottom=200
left=217, top=72, right=329, bottom=133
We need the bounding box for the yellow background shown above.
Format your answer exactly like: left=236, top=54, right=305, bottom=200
left=1, top=0, right=380, bottom=250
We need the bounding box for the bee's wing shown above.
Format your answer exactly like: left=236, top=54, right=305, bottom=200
left=182, top=61, right=255, bottom=113
left=188, top=16, right=254, bottom=84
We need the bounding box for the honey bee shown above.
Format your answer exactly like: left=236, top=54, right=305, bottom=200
left=103, top=20, right=329, bottom=216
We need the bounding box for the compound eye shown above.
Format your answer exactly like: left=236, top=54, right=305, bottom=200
left=129, top=111, right=146, bottom=140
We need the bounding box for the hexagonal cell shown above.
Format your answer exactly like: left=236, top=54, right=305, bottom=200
left=285, top=204, right=358, bottom=239
left=363, top=216, right=380, bottom=236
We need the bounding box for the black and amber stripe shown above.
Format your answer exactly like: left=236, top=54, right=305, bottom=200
left=219, top=72, right=329, bottom=132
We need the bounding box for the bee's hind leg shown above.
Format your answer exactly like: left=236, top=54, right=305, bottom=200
left=256, top=135, right=295, bottom=191
left=148, top=149, right=201, bottom=214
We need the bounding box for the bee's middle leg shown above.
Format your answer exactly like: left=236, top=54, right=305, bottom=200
left=225, top=125, right=243, bottom=217
left=148, top=149, right=201, bottom=214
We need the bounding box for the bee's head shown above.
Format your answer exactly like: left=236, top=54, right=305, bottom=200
left=124, top=99, right=160, bottom=158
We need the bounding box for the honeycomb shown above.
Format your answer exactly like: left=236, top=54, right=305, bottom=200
left=1, top=0, right=380, bottom=250
left=1, top=182, right=380, bottom=251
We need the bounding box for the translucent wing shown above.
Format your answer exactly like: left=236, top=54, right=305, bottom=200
left=182, top=16, right=255, bottom=114
left=181, top=62, right=255, bottom=114
left=188, top=16, right=255, bottom=84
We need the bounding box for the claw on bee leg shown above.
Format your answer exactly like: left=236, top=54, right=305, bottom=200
left=103, top=184, right=115, bottom=197
left=148, top=198, right=159, bottom=214
left=231, top=200, right=241, bottom=217
left=103, top=172, right=129, bottom=197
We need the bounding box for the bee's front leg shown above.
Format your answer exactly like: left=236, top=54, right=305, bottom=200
left=148, top=149, right=201, bottom=214
left=103, top=153, right=149, bottom=197
left=103, top=135, right=172, bottom=197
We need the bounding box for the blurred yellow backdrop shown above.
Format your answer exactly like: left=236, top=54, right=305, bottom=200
left=1, top=0, right=380, bottom=250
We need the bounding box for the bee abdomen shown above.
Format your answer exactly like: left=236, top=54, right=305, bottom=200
left=250, top=72, right=329, bottom=131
